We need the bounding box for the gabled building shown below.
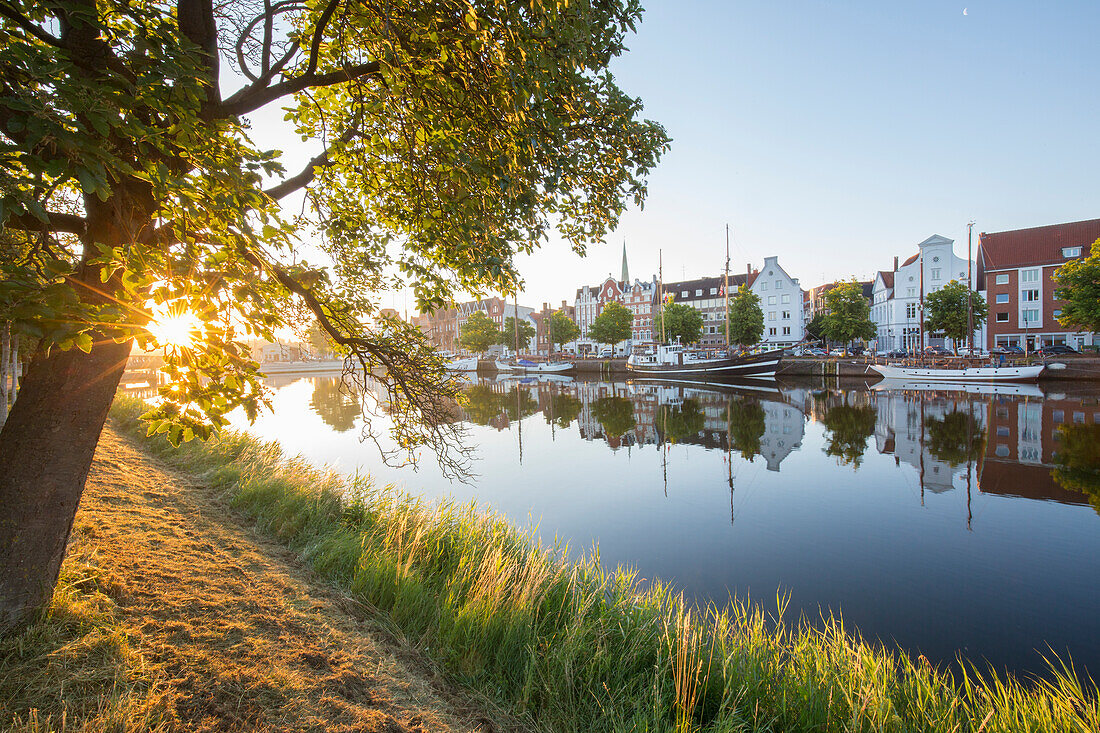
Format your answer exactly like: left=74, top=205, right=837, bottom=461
left=976, top=218, right=1100, bottom=352
left=749, top=256, right=805, bottom=349
left=659, top=272, right=755, bottom=348
left=870, top=234, right=982, bottom=352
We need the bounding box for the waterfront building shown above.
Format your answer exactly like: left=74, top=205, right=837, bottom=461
left=412, top=297, right=535, bottom=352
left=658, top=273, right=752, bottom=348
left=870, top=235, right=982, bottom=353
left=976, top=218, right=1100, bottom=352
left=531, top=300, right=576, bottom=355
left=749, top=256, right=805, bottom=349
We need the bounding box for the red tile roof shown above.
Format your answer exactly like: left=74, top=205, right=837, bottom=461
left=902, top=252, right=919, bottom=266
left=878, top=270, right=895, bottom=288
left=978, top=218, right=1100, bottom=270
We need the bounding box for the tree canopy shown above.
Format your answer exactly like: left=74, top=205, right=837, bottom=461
left=822, top=281, right=875, bottom=349
left=500, top=316, right=536, bottom=352
left=0, top=0, right=668, bottom=631
left=591, top=395, right=636, bottom=439
left=459, top=311, right=500, bottom=354
left=657, top=302, right=703, bottom=344
left=722, top=285, right=764, bottom=349
left=547, top=310, right=580, bottom=351
left=924, top=280, right=988, bottom=353
left=589, top=301, right=632, bottom=349
left=1053, top=241, right=1100, bottom=335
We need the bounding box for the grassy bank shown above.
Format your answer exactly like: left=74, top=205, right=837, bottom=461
left=110, top=396, right=1097, bottom=732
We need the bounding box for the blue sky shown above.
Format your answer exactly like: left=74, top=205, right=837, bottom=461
left=508, top=0, right=1100, bottom=308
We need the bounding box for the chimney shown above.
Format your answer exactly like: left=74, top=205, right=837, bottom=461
left=893, top=256, right=899, bottom=271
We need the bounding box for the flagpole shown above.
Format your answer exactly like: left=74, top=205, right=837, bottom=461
left=725, top=224, right=731, bottom=351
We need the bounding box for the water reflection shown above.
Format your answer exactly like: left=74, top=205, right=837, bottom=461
left=226, top=372, right=1100, bottom=681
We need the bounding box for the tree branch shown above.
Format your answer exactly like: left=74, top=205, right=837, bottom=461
left=4, top=211, right=86, bottom=235
left=263, top=125, right=356, bottom=200
left=0, top=2, right=65, bottom=48
left=218, top=61, right=379, bottom=118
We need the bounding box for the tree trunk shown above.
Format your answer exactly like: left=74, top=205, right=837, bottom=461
left=0, top=336, right=133, bottom=634
left=1, top=324, right=8, bottom=421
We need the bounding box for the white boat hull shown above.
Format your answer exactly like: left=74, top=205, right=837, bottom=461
left=446, top=356, right=479, bottom=372
left=522, top=362, right=575, bottom=374
left=869, top=364, right=1044, bottom=382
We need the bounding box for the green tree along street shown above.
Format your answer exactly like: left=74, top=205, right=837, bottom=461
left=500, top=317, right=536, bottom=352
left=822, top=281, right=876, bottom=352
left=805, top=314, right=828, bottom=344
left=0, top=0, right=668, bottom=632
left=727, top=398, right=766, bottom=462
left=548, top=311, right=580, bottom=353
left=1053, top=239, right=1100, bottom=336
left=591, top=396, right=637, bottom=438
left=923, top=280, right=988, bottom=354
left=589, top=301, right=633, bottom=353
left=722, top=285, right=765, bottom=349
left=1052, top=424, right=1100, bottom=515
left=656, top=302, right=704, bottom=345
left=460, top=312, right=502, bottom=354
left=926, top=410, right=986, bottom=466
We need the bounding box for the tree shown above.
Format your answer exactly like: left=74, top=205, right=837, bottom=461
left=727, top=397, right=766, bottom=461
left=926, top=409, right=985, bottom=466
left=1053, top=240, right=1100, bottom=336
left=656, top=399, right=705, bottom=444
left=500, top=317, right=536, bottom=353
left=545, top=392, right=583, bottom=429
left=547, top=311, right=580, bottom=353
left=924, top=280, right=988, bottom=354
left=588, top=301, right=632, bottom=353
left=310, top=379, right=361, bottom=432
left=0, top=0, right=668, bottom=632
left=1051, top=424, right=1100, bottom=515
left=820, top=402, right=876, bottom=468
left=459, top=312, right=501, bottom=354
left=822, top=281, right=875, bottom=352
left=656, top=303, right=703, bottom=345
left=721, top=285, right=764, bottom=349
left=806, top=314, right=828, bottom=343
left=591, top=396, right=636, bottom=439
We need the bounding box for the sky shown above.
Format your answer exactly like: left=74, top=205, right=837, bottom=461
left=246, top=1, right=1100, bottom=314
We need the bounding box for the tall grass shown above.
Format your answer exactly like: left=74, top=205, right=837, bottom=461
left=110, top=396, right=1098, bottom=732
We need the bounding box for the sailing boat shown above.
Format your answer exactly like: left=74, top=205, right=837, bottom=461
left=626, top=227, right=784, bottom=379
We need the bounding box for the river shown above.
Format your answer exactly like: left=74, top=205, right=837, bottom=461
left=215, top=371, right=1100, bottom=682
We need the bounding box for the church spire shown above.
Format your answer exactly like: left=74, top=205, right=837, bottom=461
left=621, top=239, right=629, bottom=283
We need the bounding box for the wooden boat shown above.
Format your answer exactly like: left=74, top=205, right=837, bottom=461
left=440, top=351, right=479, bottom=372
left=514, top=358, right=575, bottom=374
left=869, top=363, right=1044, bottom=382
left=626, top=343, right=783, bottom=378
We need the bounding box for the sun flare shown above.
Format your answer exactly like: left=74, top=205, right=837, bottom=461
left=147, top=309, right=200, bottom=349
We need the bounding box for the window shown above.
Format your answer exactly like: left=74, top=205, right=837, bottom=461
left=931, top=268, right=941, bottom=280
left=1063, top=247, right=1082, bottom=258
left=1054, top=309, right=1062, bottom=318
left=768, top=296, right=776, bottom=305
left=781, top=294, right=790, bottom=304
left=761, top=281, right=768, bottom=291
left=783, top=326, right=791, bottom=335
left=996, top=274, right=1009, bottom=285
left=768, top=311, right=776, bottom=320
left=782, top=310, right=791, bottom=319
left=995, top=293, right=1009, bottom=304
left=996, top=426, right=1010, bottom=437
left=709, top=287, right=717, bottom=295
left=775, top=280, right=782, bottom=289
left=1021, top=269, right=1040, bottom=283
left=695, top=289, right=702, bottom=296
left=907, top=287, right=916, bottom=297
left=1022, top=308, right=1039, bottom=323
left=768, top=327, right=776, bottom=336
left=906, top=303, right=917, bottom=318
left=996, top=312, right=1009, bottom=322
left=1053, top=410, right=1064, bottom=424
left=1022, top=289, right=1040, bottom=302
left=681, top=291, right=688, bottom=298
left=1074, top=412, right=1085, bottom=424
left=995, top=444, right=1010, bottom=457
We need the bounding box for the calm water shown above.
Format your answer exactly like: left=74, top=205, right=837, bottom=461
left=223, top=372, right=1100, bottom=682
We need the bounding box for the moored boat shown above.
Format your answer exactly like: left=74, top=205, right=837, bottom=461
left=626, top=343, right=783, bottom=378
left=440, top=351, right=479, bottom=372
left=514, top=358, right=575, bottom=374
left=869, top=363, right=1044, bottom=382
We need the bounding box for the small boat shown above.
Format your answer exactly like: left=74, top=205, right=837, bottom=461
left=869, top=363, right=1044, bottom=382
left=494, top=359, right=518, bottom=372
left=439, top=351, right=479, bottom=372
left=514, top=358, right=575, bottom=374
left=626, top=343, right=783, bottom=379
left=871, top=378, right=1044, bottom=397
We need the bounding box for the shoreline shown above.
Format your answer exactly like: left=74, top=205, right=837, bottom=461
left=81, top=396, right=1099, bottom=732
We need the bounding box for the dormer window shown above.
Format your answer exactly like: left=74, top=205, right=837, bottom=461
left=1063, top=246, right=1082, bottom=258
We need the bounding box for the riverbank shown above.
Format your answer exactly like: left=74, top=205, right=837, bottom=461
left=0, top=424, right=520, bottom=732
left=82, top=396, right=1098, bottom=732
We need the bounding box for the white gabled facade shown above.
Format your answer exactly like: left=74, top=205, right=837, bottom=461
left=871, top=234, right=987, bottom=352
left=749, top=256, right=805, bottom=349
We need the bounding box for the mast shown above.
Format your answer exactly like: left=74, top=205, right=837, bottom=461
left=919, top=248, right=925, bottom=353
left=725, top=224, right=731, bottom=351
left=513, top=292, right=520, bottom=357
left=658, top=249, right=665, bottom=343
left=967, top=220, right=975, bottom=356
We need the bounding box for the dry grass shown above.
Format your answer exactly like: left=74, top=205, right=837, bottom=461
left=0, top=429, right=518, bottom=733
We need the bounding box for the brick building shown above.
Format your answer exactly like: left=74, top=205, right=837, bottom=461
left=977, top=218, right=1100, bottom=352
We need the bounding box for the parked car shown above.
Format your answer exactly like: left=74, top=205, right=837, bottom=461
left=804, top=347, right=828, bottom=357
left=992, top=344, right=1025, bottom=355
left=828, top=348, right=847, bottom=357
left=848, top=345, right=866, bottom=356
left=924, top=346, right=952, bottom=356
left=885, top=349, right=909, bottom=359
left=1038, top=344, right=1078, bottom=355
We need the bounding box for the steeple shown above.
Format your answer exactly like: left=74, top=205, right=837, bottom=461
left=620, top=239, right=629, bottom=283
